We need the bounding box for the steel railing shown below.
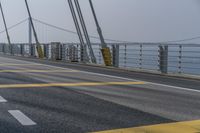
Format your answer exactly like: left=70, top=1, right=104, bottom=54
left=0, top=43, right=200, bottom=76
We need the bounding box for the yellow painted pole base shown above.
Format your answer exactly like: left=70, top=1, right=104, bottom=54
left=101, top=47, right=112, bottom=66
left=36, top=45, right=44, bottom=58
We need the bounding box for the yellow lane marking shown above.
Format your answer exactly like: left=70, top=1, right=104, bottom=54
left=0, top=82, right=145, bottom=89
left=0, top=64, right=42, bottom=66
left=94, top=120, right=200, bottom=133
left=0, top=69, right=78, bottom=73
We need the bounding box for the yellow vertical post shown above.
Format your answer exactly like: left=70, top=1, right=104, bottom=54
left=36, top=44, right=44, bottom=58
left=101, top=47, right=112, bottom=66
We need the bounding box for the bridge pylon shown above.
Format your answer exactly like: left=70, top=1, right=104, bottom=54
left=0, top=1, right=12, bottom=54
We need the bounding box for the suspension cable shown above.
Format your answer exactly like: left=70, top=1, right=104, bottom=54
left=0, top=18, right=28, bottom=34
left=32, top=18, right=130, bottom=43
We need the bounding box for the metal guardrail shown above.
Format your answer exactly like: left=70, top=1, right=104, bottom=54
left=0, top=43, right=200, bottom=76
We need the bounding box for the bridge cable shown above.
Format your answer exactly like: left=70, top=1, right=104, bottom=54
left=73, top=0, right=96, bottom=63
left=24, top=0, right=44, bottom=58
left=160, top=36, right=200, bottom=44
left=32, top=18, right=130, bottom=43
left=67, top=0, right=88, bottom=62
left=1, top=18, right=200, bottom=44
left=0, top=1, right=11, bottom=46
left=0, top=18, right=28, bottom=34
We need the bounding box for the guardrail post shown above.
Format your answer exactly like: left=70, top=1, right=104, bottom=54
left=20, top=44, right=25, bottom=56
left=61, top=44, right=66, bottom=61
left=98, top=44, right=102, bottom=64
left=10, top=44, right=14, bottom=55
left=43, top=44, right=48, bottom=59
left=139, top=44, right=143, bottom=69
left=112, top=44, right=119, bottom=67
left=51, top=42, right=63, bottom=60
left=159, top=45, right=168, bottom=74
left=178, top=45, right=182, bottom=74
left=124, top=45, right=127, bottom=68
left=80, top=45, right=84, bottom=62
left=30, top=44, right=35, bottom=57
left=61, top=44, right=65, bottom=61
left=29, top=44, right=31, bottom=56
left=46, top=44, right=50, bottom=59
left=2, top=43, right=5, bottom=54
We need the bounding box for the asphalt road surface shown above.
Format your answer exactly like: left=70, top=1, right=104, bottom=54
left=0, top=56, right=200, bottom=133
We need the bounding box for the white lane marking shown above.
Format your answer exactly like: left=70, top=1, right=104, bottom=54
left=8, top=110, right=36, bottom=126
left=25, top=62, right=200, bottom=93
left=80, top=71, right=135, bottom=81
left=0, top=96, right=7, bottom=102
left=4, top=57, right=200, bottom=93
left=79, top=71, right=200, bottom=93
left=0, top=57, right=75, bottom=71
left=147, top=82, right=200, bottom=93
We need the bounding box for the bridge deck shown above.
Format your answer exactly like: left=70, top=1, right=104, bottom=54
left=0, top=56, right=200, bottom=133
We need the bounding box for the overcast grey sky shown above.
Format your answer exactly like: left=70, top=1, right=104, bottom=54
left=0, top=0, right=200, bottom=43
